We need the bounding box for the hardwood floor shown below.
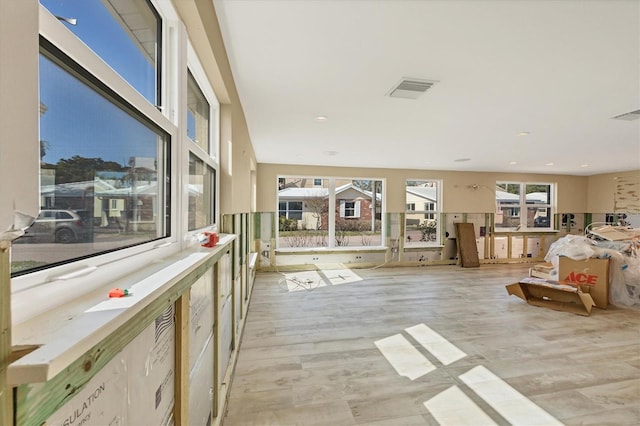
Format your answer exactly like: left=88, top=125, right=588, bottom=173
left=223, top=264, right=640, bottom=425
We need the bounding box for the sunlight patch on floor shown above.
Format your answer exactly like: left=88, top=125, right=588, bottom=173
left=424, top=385, right=498, bottom=426
left=405, top=323, right=466, bottom=366
left=374, top=334, right=436, bottom=380
left=316, top=264, right=363, bottom=286
left=280, top=270, right=326, bottom=292
left=458, top=366, right=564, bottom=426
left=374, top=324, right=564, bottom=425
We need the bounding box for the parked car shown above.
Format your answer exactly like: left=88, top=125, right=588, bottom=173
left=533, top=215, right=550, bottom=227
left=20, top=209, right=91, bottom=243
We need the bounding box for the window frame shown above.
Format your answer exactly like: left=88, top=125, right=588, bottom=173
left=10, top=2, right=182, bottom=318
left=495, top=181, right=555, bottom=230
left=276, top=175, right=385, bottom=250
left=405, top=179, right=442, bottom=247
left=184, top=41, right=220, bottom=235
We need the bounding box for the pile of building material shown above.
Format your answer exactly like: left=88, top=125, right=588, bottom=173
left=544, top=233, right=640, bottom=308
left=508, top=230, right=640, bottom=314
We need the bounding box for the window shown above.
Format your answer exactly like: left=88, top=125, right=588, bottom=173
left=340, top=201, right=359, bottom=218
left=40, top=0, right=161, bottom=105
left=495, top=182, right=554, bottom=229
left=188, top=154, right=215, bottom=231
left=187, top=71, right=210, bottom=153
left=9, top=0, right=179, bottom=284
left=11, top=46, right=170, bottom=276
left=405, top=180, right=441, bottom=245
left=186, top=63, right=218, bottom=232
left=279, top=201, right=303, bottom=220
left=277, top=177, right=384, bottom=248
left=424, top=202, right=435, bottom=219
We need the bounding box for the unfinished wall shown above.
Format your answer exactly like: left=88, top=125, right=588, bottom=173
left=587, top=170, right=640, bottom=214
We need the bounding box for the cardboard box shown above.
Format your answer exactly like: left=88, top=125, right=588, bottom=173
left=558, top=256, right=609, bottom=309
left=507, top=277, right=595, bottom=316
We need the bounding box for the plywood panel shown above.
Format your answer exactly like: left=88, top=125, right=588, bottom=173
left=455, top=222, right=480, bottom=267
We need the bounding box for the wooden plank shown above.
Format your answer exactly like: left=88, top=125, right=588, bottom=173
left=455, top=222, right=480, bottom=267
left=174, top=294, right=190, bottom=426
left=1, top=243, right=13, bottom=426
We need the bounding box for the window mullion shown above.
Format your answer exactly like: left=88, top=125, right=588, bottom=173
left=328, top=178, right=336, bottom=248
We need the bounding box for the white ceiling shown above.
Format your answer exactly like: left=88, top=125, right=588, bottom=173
left=213, top=0, right=640, bottom=176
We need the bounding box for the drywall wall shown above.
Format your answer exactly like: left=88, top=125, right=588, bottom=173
left=175, top=0, right=257, bottom=215
left=0, top=2, right=40, bottom=236
left=588, top=170, right=640, bottom=213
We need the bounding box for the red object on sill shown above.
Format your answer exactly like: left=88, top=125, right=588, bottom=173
left=201, top=231, right=219, bottom=247
left=109, top=288, right=130, bottom=298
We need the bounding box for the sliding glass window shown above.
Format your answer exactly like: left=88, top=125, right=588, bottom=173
left=11, top=48, right=169, bottom=275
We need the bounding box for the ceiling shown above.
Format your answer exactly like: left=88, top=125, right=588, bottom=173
left=213, top=0, right=640, bottom=176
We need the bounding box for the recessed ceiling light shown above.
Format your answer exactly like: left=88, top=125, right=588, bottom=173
left=454, top=158, right=471, bottom=162
left=545, top=162, right=554, bottom=166
left=509, top=161, right=517, bottom=165
left=518, top=132, right=530, bottom=136
left=314, top=115, right=328, bottom=122
left=580, top=164, right=589, bottom=168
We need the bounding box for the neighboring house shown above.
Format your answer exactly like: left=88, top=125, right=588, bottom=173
left=278, top=183, right=381, bottom=230
left=278, top=177, right=352, bottom=190
left=405, top=185, right=438, bottom=225
left=39, top=178, right=160, bottom=229
left=495, top=189, right=550, bottom=227
left=279, top=184, right=551, bottom=232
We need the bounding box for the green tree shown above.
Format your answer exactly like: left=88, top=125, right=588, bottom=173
left=55, top=156, right=125, bottom=183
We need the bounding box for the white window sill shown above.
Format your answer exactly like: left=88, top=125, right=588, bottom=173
left=275, top=246, right=387, bottom=254
left=494, top=229, right=560, bottom=234
left=8, top=234, right=235, bottom=385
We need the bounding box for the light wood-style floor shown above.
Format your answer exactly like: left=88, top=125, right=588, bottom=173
left=223, top=264, right=640, bottom=425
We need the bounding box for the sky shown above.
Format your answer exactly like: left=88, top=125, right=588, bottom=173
left=40, top=0, right=160, bottom=166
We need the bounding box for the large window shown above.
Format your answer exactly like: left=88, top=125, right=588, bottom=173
left=7, top=0, right=224, bottom=322
left=495, top=182, right=554, bottom=229
left=9, top=0, right=179, bottom=283
left=186, top=55, right=219, bottom=232
left=40, top=0, right=161, bottom=104
left=405, top=180, right=441, bottom=245
left=11, top=46, right=169, bottom=276
left=277, top=177, right=384, bottom=248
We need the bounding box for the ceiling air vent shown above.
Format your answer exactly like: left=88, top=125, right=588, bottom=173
left=387, top=78, right=437, bottom=99
left=612, top=109, right=640, bottom=121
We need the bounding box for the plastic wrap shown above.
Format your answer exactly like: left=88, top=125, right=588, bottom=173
left=607, top=244, right=640, bottom=308
left=544, top=235, right=596, bottom=269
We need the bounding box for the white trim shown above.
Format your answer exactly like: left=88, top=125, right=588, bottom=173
left=0, top=1, right=40, bottom=234
left=9, top=235, right=235, bottom=385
